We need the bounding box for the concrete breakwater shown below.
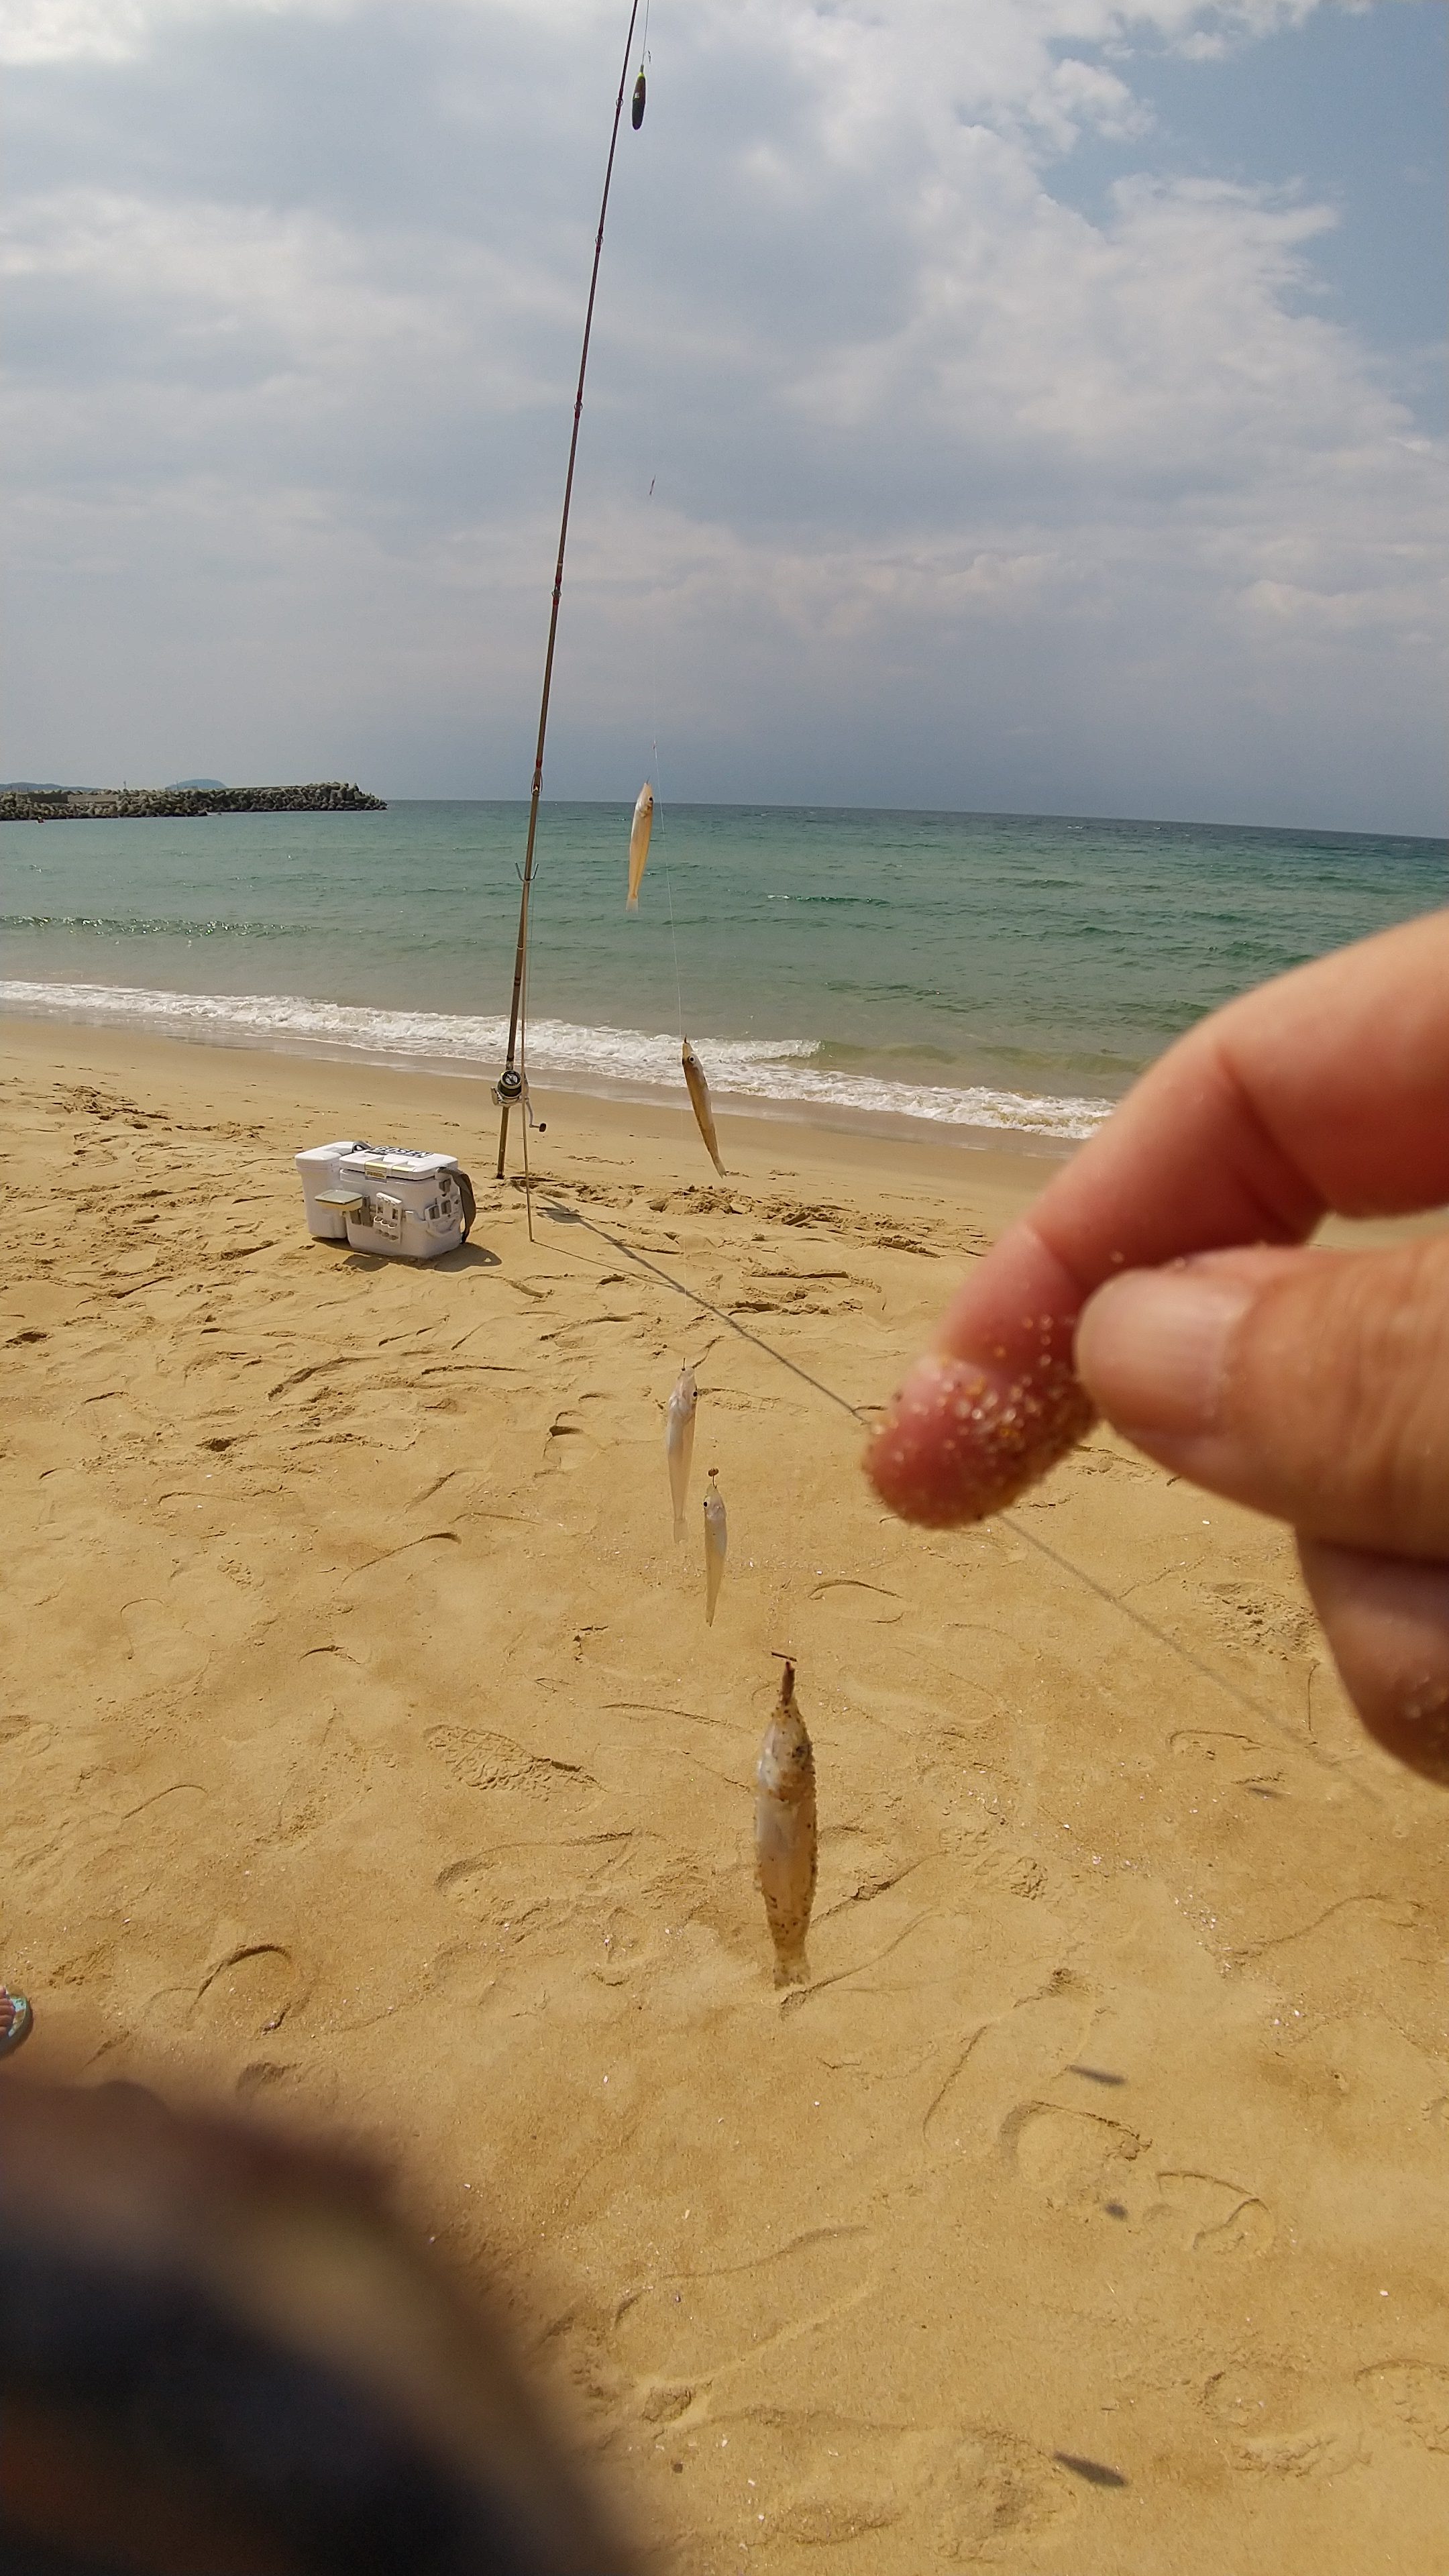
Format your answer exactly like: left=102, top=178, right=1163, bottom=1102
left=1, top=782, right=386, bottom=822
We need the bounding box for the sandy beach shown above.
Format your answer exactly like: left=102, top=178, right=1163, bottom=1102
left=3, top=1014, right=1448, bottom=2573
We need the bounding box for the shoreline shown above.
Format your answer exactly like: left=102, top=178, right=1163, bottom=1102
left=9, top=1018, right=1444, bottom=1240
left=0, top=1012, right=1073, bottom=1203
left=0, top=983, right=1106, bottom=1158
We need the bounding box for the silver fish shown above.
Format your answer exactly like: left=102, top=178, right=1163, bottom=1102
left=681, top=1036, right=725, bottom=1178
left=703, top=1467, right=727, bottom=1626
left=627, top=782, right=654, bottom=912
left=665, top=1360, right=697, bottom=1541
left=755, top=1658, right=816, bottom=1986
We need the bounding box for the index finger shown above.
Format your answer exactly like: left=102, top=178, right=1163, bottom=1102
left=866, top=908, right=1449, bottom=1525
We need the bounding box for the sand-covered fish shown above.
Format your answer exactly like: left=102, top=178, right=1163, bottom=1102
left=665, top=1361, right=697, bottom=1541
left=755, top=1658, right=816, bottom=1986
left=681, top=1037, right=726, bottom=1178
left=626, top=782, right=654, bottom=912
left=703, top=1468, right=727, bottom=1626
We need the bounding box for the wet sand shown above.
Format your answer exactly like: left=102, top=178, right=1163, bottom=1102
left=3, top=1015, right=1447, bottom=2573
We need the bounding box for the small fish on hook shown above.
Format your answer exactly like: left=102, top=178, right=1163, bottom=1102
left=682, top=1036, right=726, bottom=1178
left=631, top=70, right=646, bottom=129
left=665, top=1360, right=697, bottom=1542
left=627, top=781, right=654, bottom=912
left=703, top=1467, right=727, bottom=1626
left=755, top=1658, right=816, bottom=1987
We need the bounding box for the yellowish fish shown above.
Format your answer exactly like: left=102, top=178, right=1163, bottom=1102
left=703, top=1467, right=727, bottom=1626
left=665, top=1360, right=697, bottom=1541
left=681, top=1036, right=725, bottom=1178
left=626, top=782, right=654, bottom=912
left=755, top=1658, right=816, bottom=1986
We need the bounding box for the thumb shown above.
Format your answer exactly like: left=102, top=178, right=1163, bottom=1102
left=1073, top=1236, right=1449, bottom=1557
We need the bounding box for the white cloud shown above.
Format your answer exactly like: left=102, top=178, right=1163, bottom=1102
left=0, top=0, right=350, bottom=66
left=1, top=0, right=1442, bottom=828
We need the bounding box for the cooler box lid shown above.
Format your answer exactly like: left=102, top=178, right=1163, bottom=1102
left=337, top=1148, right=460, bottom=1181
left=295, top=1140, right=362, bottom=1172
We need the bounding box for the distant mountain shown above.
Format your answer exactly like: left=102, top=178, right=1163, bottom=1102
left=168, top=777, right=225, bottom=790
left=1, top=781, right=75, bottom=792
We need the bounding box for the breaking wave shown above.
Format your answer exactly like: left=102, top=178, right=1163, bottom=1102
left=0, top=977, right=1113, bottom=1143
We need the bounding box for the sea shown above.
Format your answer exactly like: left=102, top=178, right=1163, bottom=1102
left=2, top=802, right=1444, bottom=1147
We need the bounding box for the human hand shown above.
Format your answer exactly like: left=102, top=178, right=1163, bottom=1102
left=865, top=911, right=1449, bottom=1782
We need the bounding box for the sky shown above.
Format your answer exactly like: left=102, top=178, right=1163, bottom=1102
left=3, top=0, right=1444, bottom=833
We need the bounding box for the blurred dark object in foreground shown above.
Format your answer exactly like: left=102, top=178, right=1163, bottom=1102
left=0, top=2080, right=639, bottom=2575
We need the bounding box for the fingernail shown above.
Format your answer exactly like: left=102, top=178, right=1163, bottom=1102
left=1075, top=1267, right=1254, bottom=1435
left=867, top=1348, right=1094, bottom=1526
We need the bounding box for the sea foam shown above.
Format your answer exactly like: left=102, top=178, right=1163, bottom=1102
left=0, top=978, right=1113, bottom=1142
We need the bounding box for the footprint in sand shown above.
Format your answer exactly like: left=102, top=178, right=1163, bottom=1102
left=0, top=1713, right=54, bottom=1758
left=1002, top=2102, right=1144, bottom=2214
left=120, top=1595, right=209, bottom=1690
left=924, top=1976, right=1094, bottom=2161
left=1150, top=2170, right=1274, bottom=2255
left=423, top=1939, right=498, bottom=2006
left=843, top=1676, right=995, bottom=1734
left=425, top=1725, right=596, bottom=1799
left=927, top=2428, right=1077, bottom=2558
left=1232, top=1892, right=1434, bottom=2029
left=541, top=1406, right=600, bottom=1472
left=1170, top=1729, right=1285, bottom=1796
left=437, top=1835, right=638, bottom=1949
left=590, top=1901, right=652, bottom=1983
left=815, top=1823, right=911, bottom=1918
left=235, top=2057, right=337, bottom=2114
left=189, top=1943, right=297, bottom=2044
left=975, top=1849, right=1047, bottom=1900
left=1357, top=2361, right=1449, bottom=2453
left=275, top=1735, right=380, bottom=1844
left=1205, top=2365, right=1361, bottom=2477
left=739, top=2412, right=918, bottom=2546
left=1207, top=1580, right=1317, bottom=1660
left=1231, top=2425, right=1364, bottom=2478
left=916, top=1746, right=1010, bottom=1842
left=610, top=2226, right=877, bottom=2387
left=725, top=2414, right=1075, bottom=2557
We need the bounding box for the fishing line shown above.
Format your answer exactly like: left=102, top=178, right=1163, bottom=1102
left=999, top=1511, right=1363, bottom=1784
left=536, top=1191, right=1342, bottom=1758
left=657, top=781, right=694, bottom=1169
left=520, top=1092, right=535, bottom=1242
left=661, top=815, right=686, bottom=1045
left=660, top=869, right=706, bottom=1269
left=547, top=1199, right=866, bottom=1423
left=494, top=0, right=643, bottom=1182
left=634, top=36, right=688, bottom=1145
left=519, top=915, right=535, bottom=1243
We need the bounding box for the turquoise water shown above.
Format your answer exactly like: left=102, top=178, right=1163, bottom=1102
left=3, top=801, right=1444, bottom=1138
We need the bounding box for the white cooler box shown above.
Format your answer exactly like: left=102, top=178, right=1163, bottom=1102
left=295, top=1141, right=474, bottom=1260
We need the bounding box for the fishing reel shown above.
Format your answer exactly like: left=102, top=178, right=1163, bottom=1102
left=490, top=1064, right=545, bottom=1132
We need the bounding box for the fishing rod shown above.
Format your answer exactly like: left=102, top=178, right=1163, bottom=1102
left=494, top=0, right=647, bottom=1181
